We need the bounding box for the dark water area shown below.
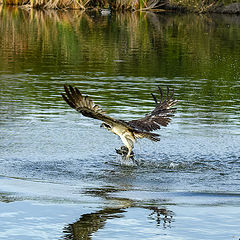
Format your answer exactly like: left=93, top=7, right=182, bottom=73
left=0, top=6, right=240, bottom=240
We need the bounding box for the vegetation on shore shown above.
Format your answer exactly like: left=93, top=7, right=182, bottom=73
left=1, top=6, right=239, bottom=80
left=168, top=0, right=240, bottom=13
left=0, top=0, right=240, bottom=13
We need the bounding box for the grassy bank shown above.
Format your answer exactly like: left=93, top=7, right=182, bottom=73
left=168, top=0, right=240, bottom=13
left=1, top=0, right=148, bottom=10
left=1, top=0, right=240, bottom=13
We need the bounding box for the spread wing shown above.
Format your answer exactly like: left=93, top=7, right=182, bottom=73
left=61, top=85, right=122, bottom=126
left=127, top=86, right=178, bottom=132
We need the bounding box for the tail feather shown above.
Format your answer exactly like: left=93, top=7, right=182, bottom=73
left=134, top=131, right=160, bottom=142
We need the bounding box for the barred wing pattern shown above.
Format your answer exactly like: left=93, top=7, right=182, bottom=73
left=127, top=87, right=178, bottom=132
left=61, top=85, right=121, bottom=126
left=62, top=85, right=178, bottom=134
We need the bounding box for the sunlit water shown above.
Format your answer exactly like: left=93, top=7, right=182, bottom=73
left=0, top=6, right=240, bottom=240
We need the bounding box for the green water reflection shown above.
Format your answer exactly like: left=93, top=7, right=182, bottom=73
left=0, top=6, right=239, bottom=127
left=1, top=6, right=240, bottom=80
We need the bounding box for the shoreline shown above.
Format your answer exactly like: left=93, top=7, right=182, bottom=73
left=0, top=1, right=240, bottom=14
left=164, top=2, right=240, bottom=14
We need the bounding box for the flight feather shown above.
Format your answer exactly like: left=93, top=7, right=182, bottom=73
left=127, top=86, right=178, bottom=132
left=61, top=85, right=119, bottom=125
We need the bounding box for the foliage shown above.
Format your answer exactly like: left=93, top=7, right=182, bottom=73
left=168, top=0, right=221, bottom=13
left=1, top=0, right=240, bottom=12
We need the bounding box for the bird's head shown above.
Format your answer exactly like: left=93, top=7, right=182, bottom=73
left=100, top=122, right=112, bottom=131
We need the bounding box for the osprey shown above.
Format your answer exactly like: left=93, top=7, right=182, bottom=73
left=61, top=85, right=178, bottom=160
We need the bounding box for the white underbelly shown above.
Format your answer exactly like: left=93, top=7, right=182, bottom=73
left=111, top=126, right=135, bottom=149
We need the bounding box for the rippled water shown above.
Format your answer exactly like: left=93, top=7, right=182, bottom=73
left=0, top=6, right=240, bottom=240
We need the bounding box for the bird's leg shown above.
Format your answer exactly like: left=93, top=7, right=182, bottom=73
left=126, top=146, right=134, bottom=160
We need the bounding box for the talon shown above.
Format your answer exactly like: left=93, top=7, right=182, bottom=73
left=125, top=150, right=134, bottom=160
left=116, top=146, right=135, bottom=161
left=116, top=146, right=129, bottom=156
left=116, top=150, right=125, bottom=155
left=115, top=148, right=123, bottom=155
left=121, top=146, right=128, bottom=151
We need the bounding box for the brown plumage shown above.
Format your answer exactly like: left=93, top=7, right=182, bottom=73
left=61, top=85, right=178, bottom=160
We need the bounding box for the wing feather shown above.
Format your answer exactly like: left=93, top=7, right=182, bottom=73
left=62, top=85, right=121, bottom=126
left=127, top=86, right=178, bottom=132
left=62, top=85, right=178, bottom=136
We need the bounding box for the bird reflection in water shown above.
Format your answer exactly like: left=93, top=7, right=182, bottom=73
left=62, top=206, right=173, bottom=239
left=147, top=206, right=173, bottom=228
left=62, top=208, right=126, bottom=240
left=61, top=187, right=174, bottom=239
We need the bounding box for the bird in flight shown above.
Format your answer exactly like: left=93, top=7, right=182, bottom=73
left=61, top=85, right=178, bottom=160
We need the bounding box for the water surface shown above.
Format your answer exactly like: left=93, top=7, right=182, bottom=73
left=0, top=6, right=240, bottom=240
